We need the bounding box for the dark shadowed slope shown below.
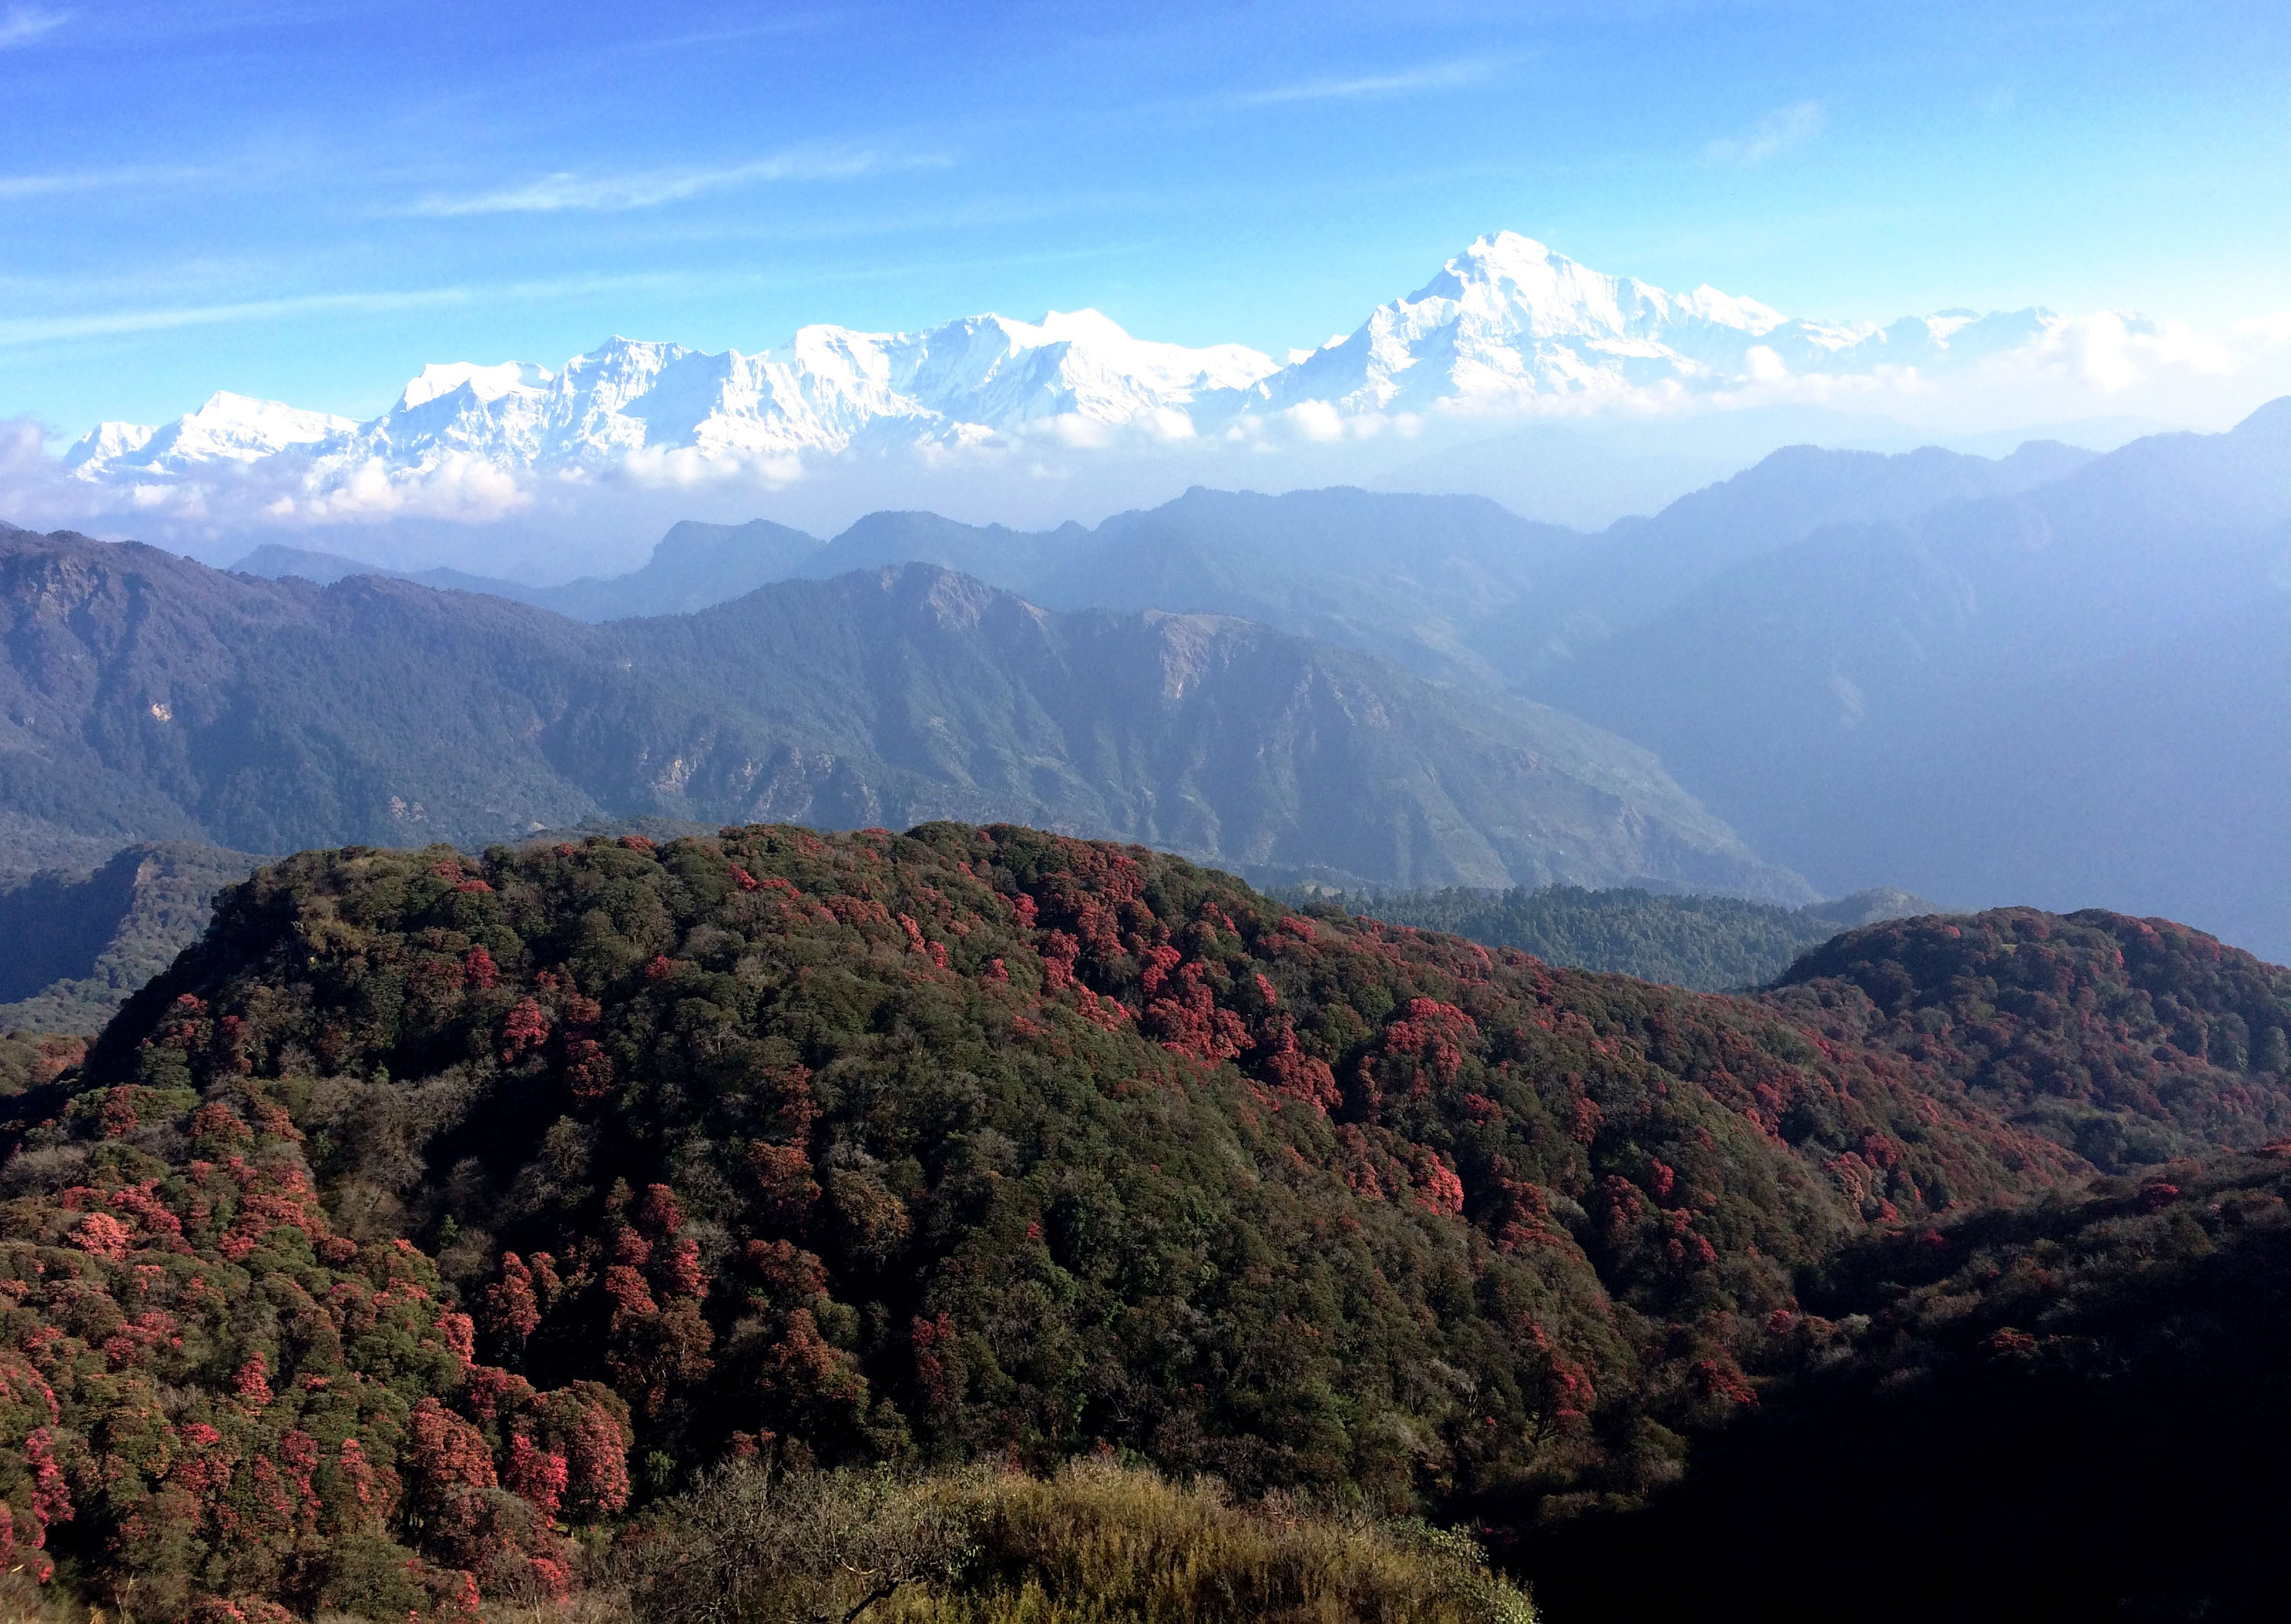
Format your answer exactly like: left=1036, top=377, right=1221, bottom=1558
left=1522, top=1145, right=2291, bottom=1624
left=0, top=841, right=263, bottom=1030
left=0, top=526, right=1805, bottom=898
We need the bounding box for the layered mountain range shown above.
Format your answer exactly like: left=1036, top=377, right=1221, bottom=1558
left=63, top=234, right=2090, bottom=505
left=1528, top=398, right=2291, bottom=955
left=225, top=396, right=2291, bottom=957
left=0, top=522, right=1807, bottom=900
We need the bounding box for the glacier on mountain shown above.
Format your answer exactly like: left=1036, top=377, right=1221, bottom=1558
left=1229, top=234, right=2054, bottom=418
left=51, top=232, right=2157, bottom=507
left=69, top=308, right=1281, bottom=489
left=65, top=392, right=360, bottom=476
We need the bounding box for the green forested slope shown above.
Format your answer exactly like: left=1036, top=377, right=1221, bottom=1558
left=1766, top=906, right=2291, bottom=1168
left=0, top=841, right=263, bottom=1031
left=0, top=826, right=2284, bottom=1619
left=0, top=526, right=1804, bottom=899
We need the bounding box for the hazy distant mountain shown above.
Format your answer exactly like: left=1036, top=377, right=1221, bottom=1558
left=230, top=543, right=389, bottom=586
left=236, top=437, right=2109, bottom=695
left=803, top=486, right=1588, bottom=688
left=812, top=442, right=2098, bottom=689
left=1813, top=588, right=2291, bottom=961
left=60, top=234, right=2119, bottom=526
left=0, top=524, right=1810, bottom=899
left=237, top=517, right=826, bottom=618
left=1511, top=437, right=2099, bottom=666
left=1282, top=881, right=1938, bottom=992
left=238, top=486, right=1591, bottom=689
left=1529, top=397, right=2291, bottom=955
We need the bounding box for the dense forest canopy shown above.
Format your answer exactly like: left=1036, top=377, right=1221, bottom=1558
left=0, top=824, right=2283, bottom=1620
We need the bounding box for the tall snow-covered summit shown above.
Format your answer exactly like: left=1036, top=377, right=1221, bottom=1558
left=63, top=232, right=2065, bottom=497
left=1237, top=232, right=2052, bottom=417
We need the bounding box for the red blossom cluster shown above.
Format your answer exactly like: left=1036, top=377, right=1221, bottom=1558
left=0, top=1077, right=632, bottom=1621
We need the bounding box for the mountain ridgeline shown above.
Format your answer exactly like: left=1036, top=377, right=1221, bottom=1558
left=0, top=843, right=1923, bottom=1035
left=237, top=451, right=2091, bottom=694
left=1305, top=883, right=1934, bottom=992
left=0, top=524, right=1805, bottom=900
left=2, top=826, right=2288, bottom=1620
left=1523, top=399, right=2291, bottom=955
left=236, top=516, right=826, bottom=623
left=232, top=397, right=2291, bottom=957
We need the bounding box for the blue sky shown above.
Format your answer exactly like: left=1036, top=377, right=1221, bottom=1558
left=4, top=0, right=2289, bottom=436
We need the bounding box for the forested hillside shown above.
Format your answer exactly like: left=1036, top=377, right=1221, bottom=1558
left=1, top=824, right=2285, bottom=1619
left=0, top=841, right=263, bottom=1031
left=0, top=527, right=1803, bottom=899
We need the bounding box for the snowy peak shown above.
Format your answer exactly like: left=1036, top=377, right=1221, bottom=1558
left=56, top=233, right=2102, bottom=503
left=1231, top=230, right=2079, bottom=418
left=61, top=420, right=158, bottom=471
left=996, top=308, right=1278, bottom=396
left=1390, top=232, right=1788, bottom=350
left=170, top=391, right=356, bottom=456
left=395, top=361, right=553, bottom=412
left=66, top=391, right=357, bottom=476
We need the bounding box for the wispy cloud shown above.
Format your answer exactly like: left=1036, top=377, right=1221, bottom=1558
left=633, top=12, right=841, bottom=51
left=0, top=274, right=686, bottom=348
left=1229, top=57, right=1507, bottom=107
left=1704, top=101, right=1825, bottom=164
left=0, top=290, right=472, bottom=347
left=0, top=163, right=211, bottom=202
left=0, top=235, right=1179, bottom=357
left=0, top=5, right=67, bottom=47
left=406, top=146, right=948, bottom=217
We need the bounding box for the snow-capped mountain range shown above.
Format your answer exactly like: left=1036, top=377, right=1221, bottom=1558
left=60, top=232, right=2097, bottom=500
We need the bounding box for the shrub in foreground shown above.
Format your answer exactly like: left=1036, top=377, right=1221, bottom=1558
left=614, top=1458, right=1533, bottom=1624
